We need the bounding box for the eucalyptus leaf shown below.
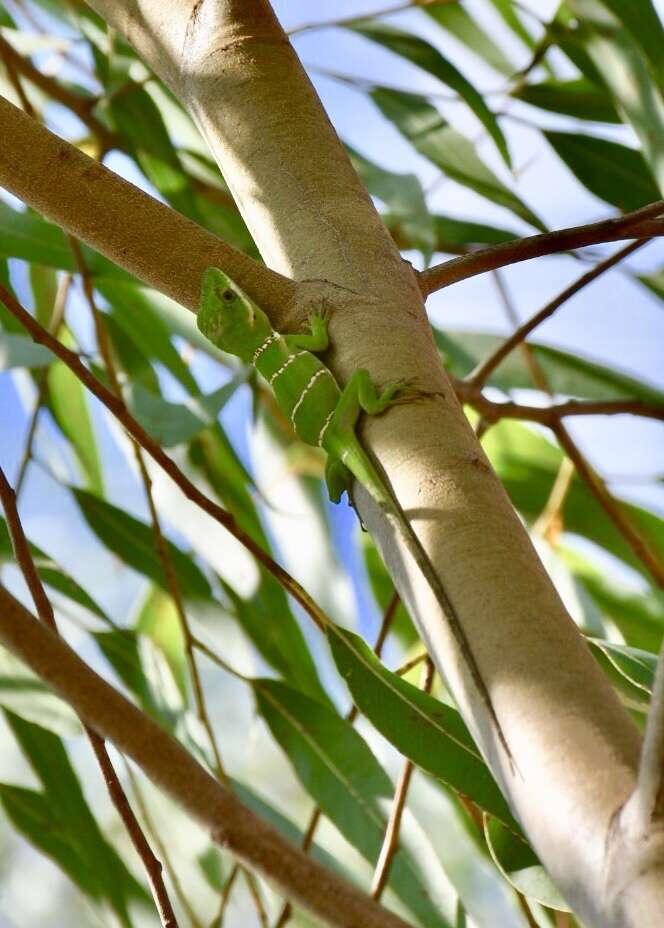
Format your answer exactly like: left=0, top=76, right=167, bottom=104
left=545, top=131, right=661, bottom=211
left=327, top=626, right=518, bottom=830
left=72, top=488, right=213, bottom=601
left=0, top=332, right=54, bottom=369
left=254, top=678, right=452, bottom=928
left=371, top=88, right=544, bottom=230
left=352, top=21, right=510, bottom=165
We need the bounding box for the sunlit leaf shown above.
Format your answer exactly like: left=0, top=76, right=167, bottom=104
left=73, top=489, right=213, bottom=601
left=327, top=626, right=518, bottom=830
left=545, top=131, right=660, bottom=211
left=426, top=4, right=516, bottom=76
left=371, top=88, right=544, bottom=230
left=0, top=332, right=54, bottom=369
left=254, top=678, right=452, bottom=928
left=352, top=21, right=510, bottom=165
left=48, top=329, right=104, bottom=495
left=513, top=78, right=620, bottom=123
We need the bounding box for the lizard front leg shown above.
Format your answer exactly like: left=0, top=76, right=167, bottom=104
left=284, top=311, right=329, bottom=353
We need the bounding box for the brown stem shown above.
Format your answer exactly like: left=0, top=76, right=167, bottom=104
left=453, top=383, right=664, bottom=426
left=468, top=240, right=648, bottom=388
left=371, top=659, right=435, bottom=900
left=0, top=283, right=332, bottom=633
left=419, top=201, right=664, bottom=296
left=0, top=585, right=414, bottom=928
left=0, top=468, right=179, bottom=928
left=125, top=764, right=204, bottom=928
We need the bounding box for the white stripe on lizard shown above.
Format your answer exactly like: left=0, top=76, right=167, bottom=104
left=290, top=369, right=333, bottom=425
left=252, top=332, right=280, bottom=364
left=269, top=351, right=307, bottom=385
left=317, top=410, right=335, bottom=447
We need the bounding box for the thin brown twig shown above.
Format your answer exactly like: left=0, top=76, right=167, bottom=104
left=213, top=863, right=240, bottom=927
left=71, top=215, right=231, bottom=787
left=273, top=589, right=402, bottom=927
left=125, top=763, right=204, bottom=928
left=0, top=284, right=332, bottom=634
left=467, top=239, right=648, bottom=388
left=453, top=383, right=664, bottom=426
left=553, top=423, right=664, bottom=590
left=14, top=274, right=72, bottom=498
left=419, top=200, right=664, bottom=296
left=371, top=658, right=435, bottom=899
left=0, top=468, right=179, bottom=928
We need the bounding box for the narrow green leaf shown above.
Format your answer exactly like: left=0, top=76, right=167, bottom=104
left=595, top=0, right=664, bottom=97
left=0, top=202, right=131, bottom=281
left=0, top=516, right=111, bottom=624
left=73, top=488, right=213, bottom=601
left=371, top=88, right=544, bottom=230
left=254, top=679, right=452, bottom=928
left=352, top=21, right=510, bottom=165
left=109, top=83, right=201, bottom=220
left=426, top=4, right=516, bottom=76
left=135, top=585, right=187, bottom=702
left=568, top=0, right=664, bottom=191
left=0, top=332, right=54, bottom=369
left=360, top=532, right=417, bottom=646
left=638, top=267, right=664, bottom=302
left=435, top=329, right=664, bottom=405
left=126, top=376, right=244, bottom=447
left=488, top=0, right=538, bottom=52
left=48, top=329, right=104, bottom=495
left=29, top=264, right=59, bottom=329
left=3, top=712, right=147, bottom=922
left=347, top=144, right=436, bottom=260
left=328, top=626, right=518, bottom=830
left=93, top=628, right=162, bottom=713
left=513, top=78, right=620, bottom=122
left=561, top=548, right=664, bottom=653
left=485, top=818, right=570, bottom=910
left=98, top=283, right=199, bottom=393
left=0, top=648, right=79, bottom=735
left=544, top=131, right=660, bottom=211
left=588, top=639, right=657, bottom=693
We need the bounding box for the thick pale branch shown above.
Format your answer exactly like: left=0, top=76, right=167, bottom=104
left=0, top=94, right=293, bottom=315
left=0, top=585, right=412, bottom=928
left=419, top=201, right=664, bottom=296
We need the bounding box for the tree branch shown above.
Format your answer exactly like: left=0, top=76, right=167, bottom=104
left=0, top=468, right=179, bottom=928
left=0, top=585, right=413, bottom=928
left=453, top=382, right=664, bottom=426
left=419, top=201, right=664, bottom=296
left=0, top=283, right=332, bottom=633
left=0, top=94, right=293, bottom=316
left=467, top=240, right=648, bottom=388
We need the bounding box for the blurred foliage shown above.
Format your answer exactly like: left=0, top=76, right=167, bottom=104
left=0, top=0, right=662, bottom=926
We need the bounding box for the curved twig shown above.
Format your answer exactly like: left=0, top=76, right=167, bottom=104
left=419, top=201, right=664, bottom=296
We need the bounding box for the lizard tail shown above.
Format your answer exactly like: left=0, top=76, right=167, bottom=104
left=346, top=444, right=515, bottom=773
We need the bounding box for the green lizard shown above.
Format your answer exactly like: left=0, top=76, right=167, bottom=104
left=197, top=267, right=512, bottom=767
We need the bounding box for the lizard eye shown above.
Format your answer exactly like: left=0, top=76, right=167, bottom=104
left=221, top=288, right=236, bottom=303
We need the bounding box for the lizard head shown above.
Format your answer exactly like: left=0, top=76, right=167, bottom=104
left=197, top=268, right=271, bottom=362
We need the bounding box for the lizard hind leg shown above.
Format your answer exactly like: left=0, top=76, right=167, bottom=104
left=324, top=455, right=353, bottom=505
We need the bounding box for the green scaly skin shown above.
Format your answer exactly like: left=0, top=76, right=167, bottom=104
left=197, top=267, right=513, bottom=769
